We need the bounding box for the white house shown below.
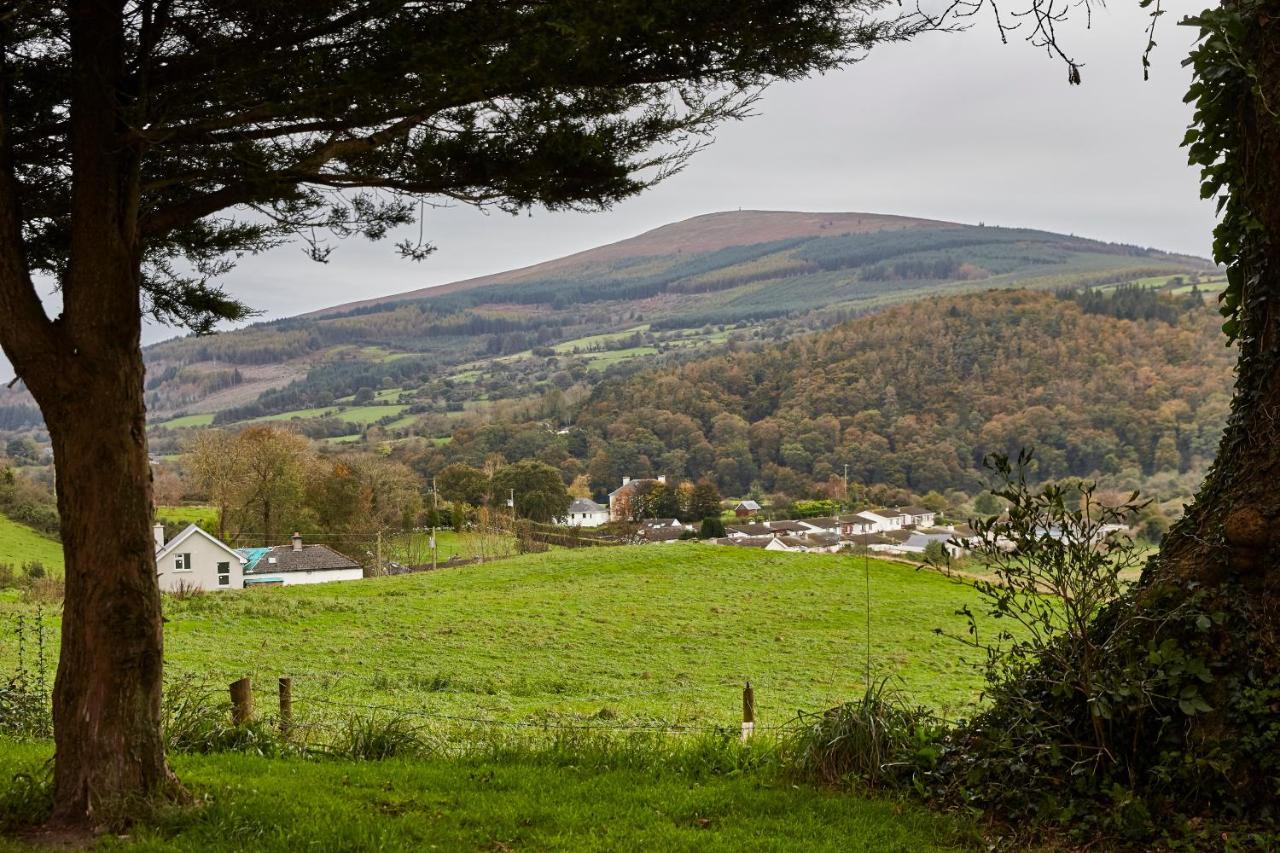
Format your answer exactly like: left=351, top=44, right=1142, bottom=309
left=155, top=523, right=247, bottom=592
left=860, top=509, right=911, bottom=531
left=563, top=498, right=609, bottom=527
left=897, top=506, right=938, bottom=528
left=236, top=533, right=364, bottom=586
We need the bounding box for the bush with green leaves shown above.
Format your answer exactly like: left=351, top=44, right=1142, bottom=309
left=931, top=452, right=1280, bottom=843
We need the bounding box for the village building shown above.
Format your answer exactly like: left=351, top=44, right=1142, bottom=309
left=236, top=533, right=364, bottom=586
left=155, top=523, right=247, bottom=593
left=563, top=497, right=609, bottom=527
left=733, top=500, right=761, bottom=518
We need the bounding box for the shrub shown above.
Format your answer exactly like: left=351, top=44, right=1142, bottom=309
left=20, top=561, right=44, bottom=580
left=699, top=517, right=725, bottom=539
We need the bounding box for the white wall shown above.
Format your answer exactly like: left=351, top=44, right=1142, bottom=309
left=258, top=567, right=364, bottom=586
left=158, top=534, right=243, bottom=592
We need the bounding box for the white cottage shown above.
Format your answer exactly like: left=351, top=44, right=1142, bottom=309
left=563, top=498, right=610, bottom=527
left=155, top=523, right=247, bottom=592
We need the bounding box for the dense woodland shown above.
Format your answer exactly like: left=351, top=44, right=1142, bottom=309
left=408, top=288, right=1231, bottom=504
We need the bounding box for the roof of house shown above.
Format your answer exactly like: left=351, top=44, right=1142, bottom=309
left=765, top=521, right=809, bottom=532
left=568, top=498, right=607, bottom=513
left=898, top=505, right=933, bottom=517
left=841, top=532, right=899, bottom=546
left=735, top=500, right=761, bottom=510
left=777, top=535, right=809, bottom=547
left=726, top=523, right=772, bottom=536
left=867, top=508, right=909, bottom=519
left=641, top=526, right=684, bottom=542
left=730, top=536, right=774, bottom=549
left=157, top=524, right=245, bottom=564
left=644, top=518, right=682, bottom=528
left=800, top=517, right=838, bottom=530
left=608, top=478, right=660, bottom=498
left=237, top=543, right=361, bottom=574
left=806, top=531, right=841, bottom=546
left=847, top=513, right=880, bottom=527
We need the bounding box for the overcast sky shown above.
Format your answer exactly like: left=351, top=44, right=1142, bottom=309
left=7, top=2, right=1217, bottom=381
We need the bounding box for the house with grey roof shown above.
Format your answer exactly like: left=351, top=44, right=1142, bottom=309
left=236, top=533, right=364, bottom=586
left=563, top=497, right=609, bottom=528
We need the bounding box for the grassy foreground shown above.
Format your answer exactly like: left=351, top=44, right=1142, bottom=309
left=0, top=739, right=975, bottom=851
left=0, top=544, right=986, bottom=728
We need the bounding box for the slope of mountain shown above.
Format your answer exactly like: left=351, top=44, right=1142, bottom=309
left=131, top=210, right=1214, bottom=439
left=426, top=288, right=1233, bottom=501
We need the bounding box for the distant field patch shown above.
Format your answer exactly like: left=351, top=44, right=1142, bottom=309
left=0, top=513, right=63, bottom=576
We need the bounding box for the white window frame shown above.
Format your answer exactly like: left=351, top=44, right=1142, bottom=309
left=216, top=561, right=231, bottom=587
left=174, top=553, right=192, bottom=572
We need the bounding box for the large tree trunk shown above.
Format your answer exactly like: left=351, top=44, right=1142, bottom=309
left=1148, top=11, right=1280, bottom=601
left=17, top=0, right=173, bottom=828
left=36, top=346, right=171, bottom=827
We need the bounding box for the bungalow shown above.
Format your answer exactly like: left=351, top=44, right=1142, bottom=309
left=765, top=536, right=804, bottom=553
left=839, top=513, right=881, bottom=536
left=155, top=523, right=247, bottom=592
left=733, top=500, right=761, bottom=518
left=798, top=516, right=840, bottom=534
left=563, top=498, right=609, bottom=528
left=764, top=520, right=810, bottom=534
left=860, top=509, right=911, bottom=531
left=236, top=533, right=364, bottom=586
left=897, top=505, right=938, bottom=528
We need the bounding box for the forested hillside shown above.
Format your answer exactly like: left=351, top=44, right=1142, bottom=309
left=123, top=211, right=1211, bottom=436
left=417, top=288, right=1232, bottom=502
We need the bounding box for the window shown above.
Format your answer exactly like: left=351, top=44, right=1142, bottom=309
left=217, top=562, right=231, bottom=587
left=174, top=553, right=191, bottom=572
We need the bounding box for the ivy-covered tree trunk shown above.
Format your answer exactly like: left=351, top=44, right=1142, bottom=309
left=1152, top=7, right=1280, bottom=601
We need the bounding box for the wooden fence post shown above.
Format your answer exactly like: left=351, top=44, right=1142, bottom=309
left=278, top=676, right=293, bottom=735
left=230, top=677, right=253, bottom=725
left=742, top=681, right=755, bottom=741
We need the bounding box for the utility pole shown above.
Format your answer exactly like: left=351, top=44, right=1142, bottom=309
left=843, top=463, right=849, bottom=512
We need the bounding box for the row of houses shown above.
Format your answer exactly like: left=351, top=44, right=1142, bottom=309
left=712, top=508, right=964, bottom=557
left=154, top=523, right=364, bottom=592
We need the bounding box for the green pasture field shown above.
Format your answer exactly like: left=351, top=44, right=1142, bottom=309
left=0, top=515, right=62, bottom=577
left=0, top=544, right=989, bottom=729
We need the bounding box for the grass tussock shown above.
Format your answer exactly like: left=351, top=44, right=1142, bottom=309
left=785, top=678, right=943, bottom=790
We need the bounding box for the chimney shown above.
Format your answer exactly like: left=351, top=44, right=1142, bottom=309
left=657, top=475, right=667, bottom=485
left=292, top=532, right=303, bottom=552
left=622, top=476, right=631, bottom=487
left=153, top=523, right=165, bottom=551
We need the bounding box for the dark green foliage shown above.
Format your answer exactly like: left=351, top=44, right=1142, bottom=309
left=699, top=517, right=725, bottom=539
left=928, top=457, right=1280, bottom=843
left=492, top=460, right=572, bottom=523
